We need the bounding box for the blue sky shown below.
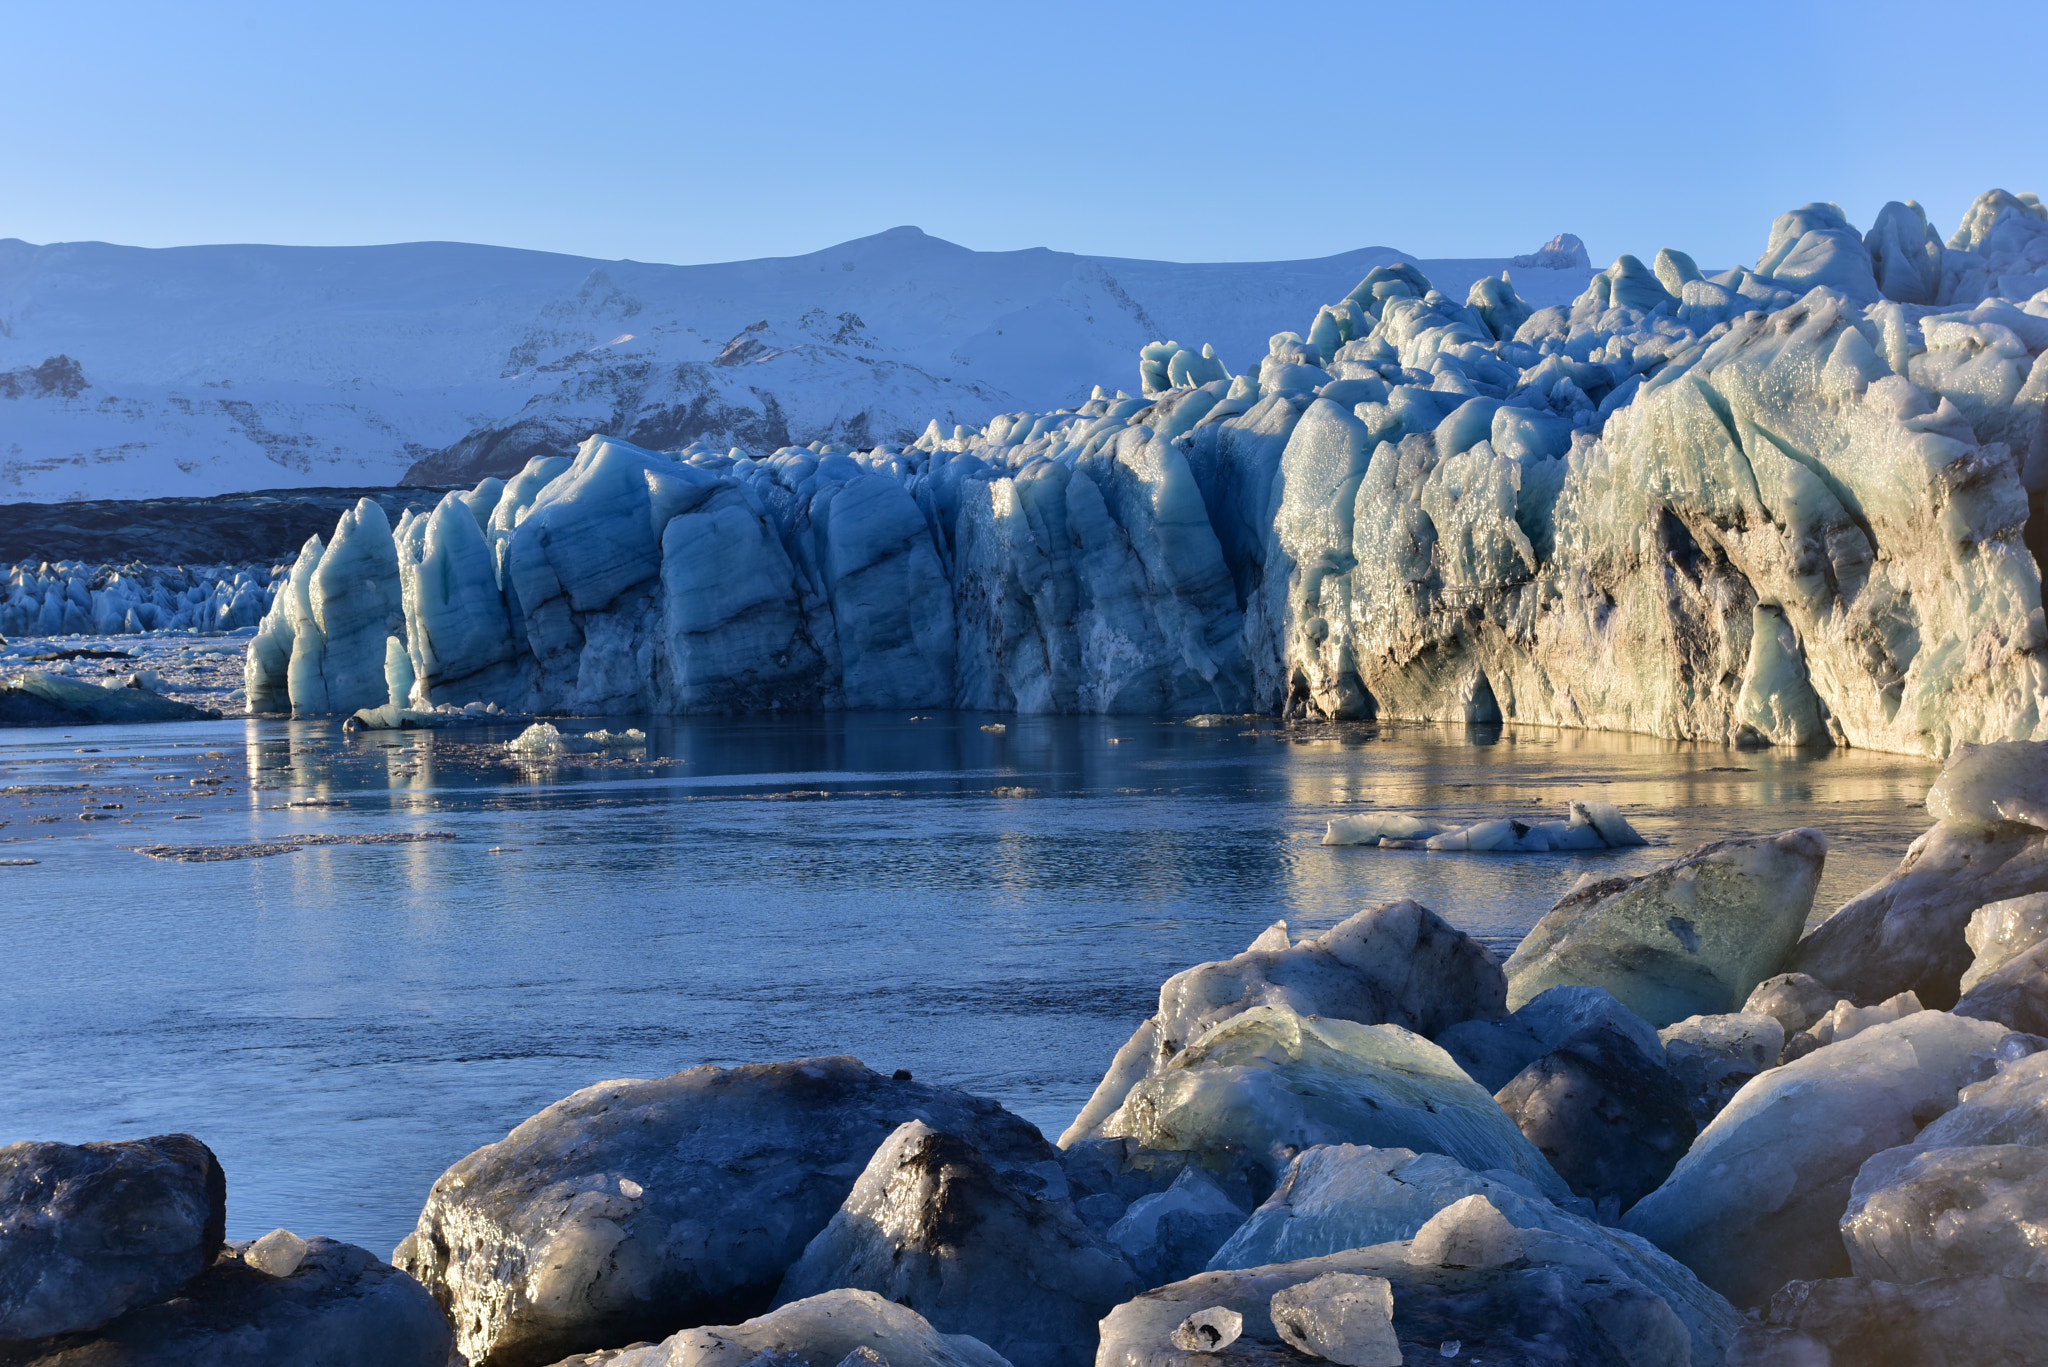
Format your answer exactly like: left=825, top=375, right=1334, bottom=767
left=3, top=0, right=2041, bottom=270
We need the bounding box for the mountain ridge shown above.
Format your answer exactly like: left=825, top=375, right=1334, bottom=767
left=0, top=228, right=1593, bottom=500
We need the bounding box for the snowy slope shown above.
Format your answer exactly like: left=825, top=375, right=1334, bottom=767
left=0, top=229, right=1591, bottom=500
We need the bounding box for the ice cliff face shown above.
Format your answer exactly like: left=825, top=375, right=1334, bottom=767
left=248, top=192, right=2048, bottom=757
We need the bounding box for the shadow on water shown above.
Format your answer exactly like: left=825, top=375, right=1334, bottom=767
left=0, top=710, right=1939, bottom=1255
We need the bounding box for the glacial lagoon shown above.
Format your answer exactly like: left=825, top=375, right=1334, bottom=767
left=0, top=711, right=1938, bottom=1259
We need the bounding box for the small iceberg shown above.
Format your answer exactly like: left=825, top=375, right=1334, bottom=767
left=1324, top=801, right=1647, bottom=852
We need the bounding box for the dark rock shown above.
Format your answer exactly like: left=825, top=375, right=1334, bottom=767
left=1727, top=1274, right=2048, bottom=1367
left=773, top=1121, right=1138, bottom=1367
left=394, top=1056, right=1051, bottom=1367
left=1494, top=1025, right=1696, bottom=1214
left=0, top=1238, right=451, bottom=1367
left=0, top=1134, right=224, bottom=1339
left=0, top=487, right=455, bottom=565
left=1953, top=938, right=2048, bottom=1034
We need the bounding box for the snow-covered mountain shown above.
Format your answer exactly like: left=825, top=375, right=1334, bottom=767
left=0, top=228, right=1592, bottom=500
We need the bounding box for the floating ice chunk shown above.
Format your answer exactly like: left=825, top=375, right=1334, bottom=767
left=1506, top=829, right=1827, bottom=1027
left=1842, top=1143, right=2048, bottom=1283
left=1325, top=801, right=1640, bottom=853
left=1268, top=1273, right=1399, bottom=1367
left=504, top=722, right=599, bottom=756
left=1321, top=814, right=1446, bottom=846
left=1925, top=740, right=2048, bottom=830
left=584, top=728, right=648, bottom=747
left=1621, top=1011, right=2024, bottom=1306
left=1962, top=894, right=2048, bottom=991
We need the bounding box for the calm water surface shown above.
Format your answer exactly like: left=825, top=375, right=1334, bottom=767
left=0, top=711, right=1940, bottom=1258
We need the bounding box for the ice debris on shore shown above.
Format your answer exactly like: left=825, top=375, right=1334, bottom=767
left=231, top=190, right=2048, bottom=760
left=14, top=718, right=2048, bottom=1365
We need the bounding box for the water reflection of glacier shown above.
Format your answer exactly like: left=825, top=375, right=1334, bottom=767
left=2, top=712, right=1936, bottom=1260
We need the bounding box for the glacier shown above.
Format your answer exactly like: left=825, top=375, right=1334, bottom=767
left=231, top=191, right=2048, bottom=758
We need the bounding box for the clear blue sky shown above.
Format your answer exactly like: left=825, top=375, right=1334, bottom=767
left=3, top=0, right=2041, bottom=270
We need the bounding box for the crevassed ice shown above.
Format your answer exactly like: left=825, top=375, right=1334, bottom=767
left=242, top=191, right=2048, bottom=758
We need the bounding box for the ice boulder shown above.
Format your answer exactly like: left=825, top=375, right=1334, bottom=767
left=393, top=1056, right=1051, bottom=1367
left=1782, top=990, right=1924, bottom=1061
left=1954, top=939, right=2048, bottom=1034
left=1205, top=1143, right=1738, bottom=1364
left=1841, top=1142, right=2048, bottom=1283
left=1083, top=1005, right=1573, bottom=1202
left=1495, top=1024, right=1697, bottom=1213
left=1061, top=902, right=1505, bottom=1145
left=0, top=1133, right=225, bottom=1339
left=1434, top=984, right=1663, bottom=1093
left=1097, top=1236, right=1693, bottom=1367
left=1926, top=740, right=2048, bottom=830
left=1504, top=829, right=1829, bottom=1027
left=1728, top=1273, right=2048, bottom=1367
left=1105, top=1167, right=1247, bottom=1288
left=1960, top=893, right=2048, bottom=991
left=540, top=1289, right=1012, bottom=1367
left=1266, top=1271, right=1399, bottom=1367
left=1055, top=1138, right=1265, bottom=1240
left=1792, top=771, right=2048, bottom=1008
left=1657, top=1011, right=1785, bottom=1126
left=0, top=1237, right=452, bottom=1367
left=1740, top=972, right=1844, bottom=1041
left=1621, top=1011, right=2028, bottom=1305
left=772, top=1120, right=1137, bottom=1367
left=1913, top=1049, right=2048, bottom=1148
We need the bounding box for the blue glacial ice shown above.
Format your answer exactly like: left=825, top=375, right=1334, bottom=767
left=240, top=191, right=2048, bottom=758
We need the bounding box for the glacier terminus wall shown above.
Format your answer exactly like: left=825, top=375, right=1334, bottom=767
left=246, top=192, right=2048, bottom=759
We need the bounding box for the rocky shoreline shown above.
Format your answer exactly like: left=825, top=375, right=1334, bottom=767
left=4, top=738, right=2045, bottom=1367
